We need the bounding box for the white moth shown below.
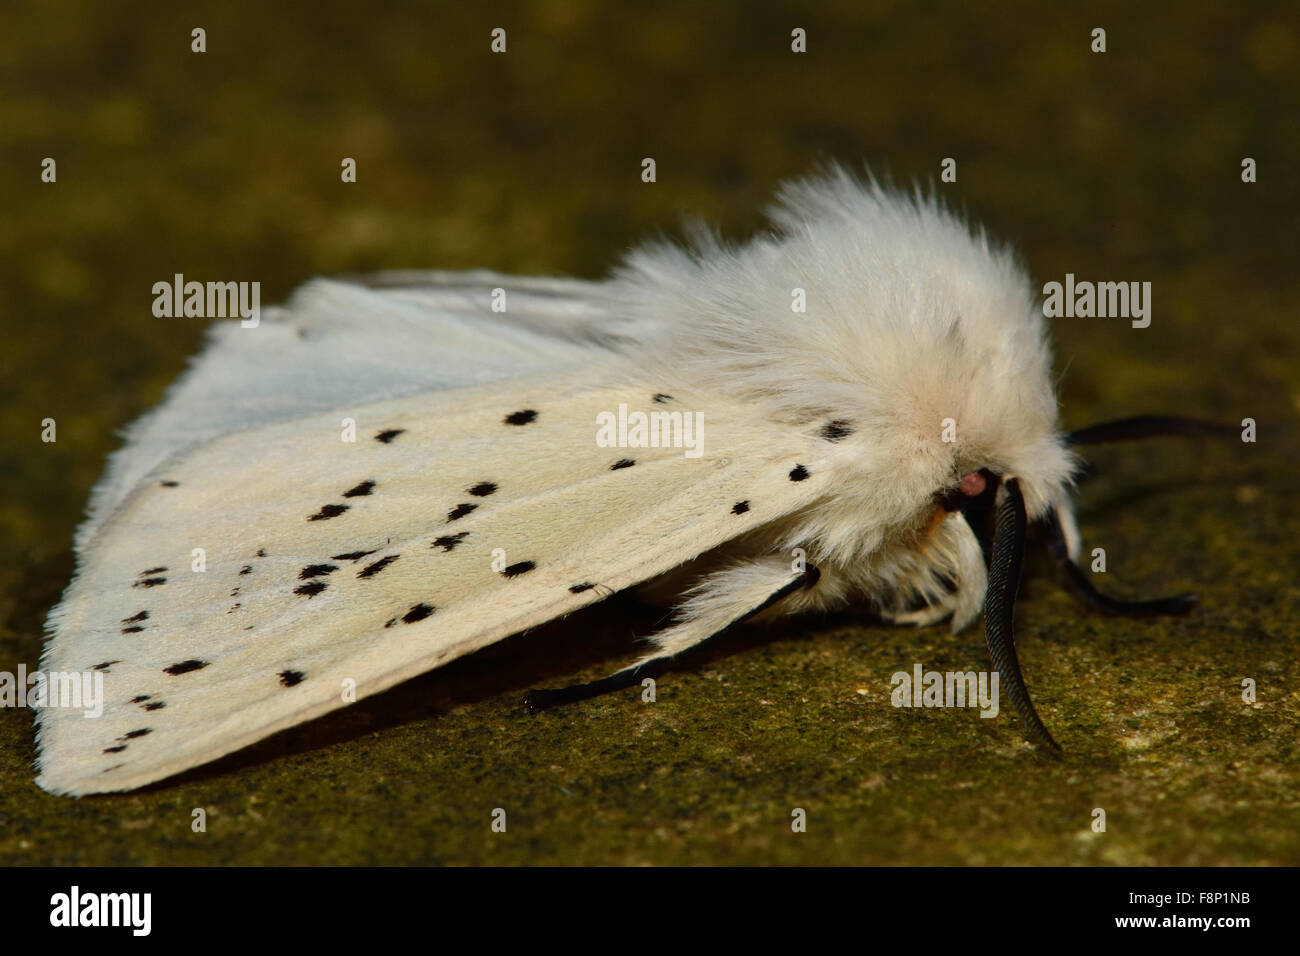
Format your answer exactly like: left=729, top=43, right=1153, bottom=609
left=37, top=166, right=1224, bottom=795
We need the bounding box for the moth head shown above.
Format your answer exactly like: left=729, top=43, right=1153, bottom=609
left=929, top=417, right=1235, bottom=756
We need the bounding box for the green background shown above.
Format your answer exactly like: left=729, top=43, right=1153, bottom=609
left=1, top=1, right=1296, bottom=864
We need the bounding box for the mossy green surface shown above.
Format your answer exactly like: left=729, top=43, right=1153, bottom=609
left=1, top=1, right=1296, bottom=865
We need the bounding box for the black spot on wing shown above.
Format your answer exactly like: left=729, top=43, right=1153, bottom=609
left=732, top=501, right=750, bottom=514
left=447, top=503, right=477, bottom=521
left=129, top=695, right=151, bottom=704
left=568, top=583, right=594, bottom=593
left=256, top=549, right=267, bottom=557
left=299, top=564, right=338, bottom=579
left=789, top=465, right=810, bottom=481
left=358, top=554, right=399, bottom=578
left=502, top=561, right=536, bottom=577
left=164, top=659, right=208, bottom=676
left=401, top=603, right=435, bottom=624
left=432, top=532, right=469, bottom=552
left=239, top=565, right=253, bottom=575
left=468, top=482, right=497, bottom=497
left=122, top=610, right=148, bottom=624
left=504, top=409, right=538, bottom=425
left=103, top=745, right=127, bottom=754
left=143, top=701, right=166, bottom=711
left=159, top=480, right=180, bottom=487
left=375, top=429, right=406, bottom=443
left=121, top=626, right=144, bottom=633
left=120, top=728, right=151, bottom=740
left=308, top=504, right=349, bottom=521
left=133, top=567, right=168, bottom=588
left=278, top=670, right=305, bottom=687
left=820, top=420, right=853, bottom=442
left=652, top=393, right=673, bottom=403
left=294, top=581, right=328, bottom=597
left=91, top=661, right=119, bottom=672
left=610, top=458, right=636, bottom=470
left=332, top=549, right=378, bottom=562
left=343, top=480, right=376, bottom=497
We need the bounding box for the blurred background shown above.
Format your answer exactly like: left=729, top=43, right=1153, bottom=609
left=1, top=1, right=1297, bottom=864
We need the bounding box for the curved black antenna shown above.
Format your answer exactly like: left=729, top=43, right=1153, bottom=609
left=984, top=478, right=1063, bottom=755
left=1066, top=415, right=1238, bottom=445
left=1045, top=510, right=1197, bottom=617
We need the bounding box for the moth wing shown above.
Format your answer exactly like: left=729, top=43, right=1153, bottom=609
left=84, top=276, right=616, bottom=548
left=348, top=269, right=647, bottom=345
left=37, top=376, right=831, bottom=795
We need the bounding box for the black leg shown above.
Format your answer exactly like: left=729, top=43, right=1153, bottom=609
left=523, top=565, right=821, bottom=712
left=523, top=658, right=669, bottom=711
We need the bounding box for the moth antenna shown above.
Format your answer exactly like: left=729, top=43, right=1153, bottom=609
left=1046, top=508, right=1197, bottom=617
left=984, top=478, right=1063, bottom=755
left=1065, top=415, right=1238, bottom=445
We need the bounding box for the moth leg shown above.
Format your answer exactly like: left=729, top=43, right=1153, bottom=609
left=1047, top=503, right=1197, bottom=617
left=1066, top=415, right=1238, bottom=445
left=523, top=558, right=821, bottom=711
left=881, top=600, right=958, bottom=629
left=880, top=511, right=988, bottom=632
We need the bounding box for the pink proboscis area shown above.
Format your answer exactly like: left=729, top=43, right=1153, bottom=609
left=958, top=471, right=987, bottom=497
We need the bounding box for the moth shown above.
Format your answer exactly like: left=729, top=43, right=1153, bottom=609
left=36, top=167, right=1230, bottom=795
